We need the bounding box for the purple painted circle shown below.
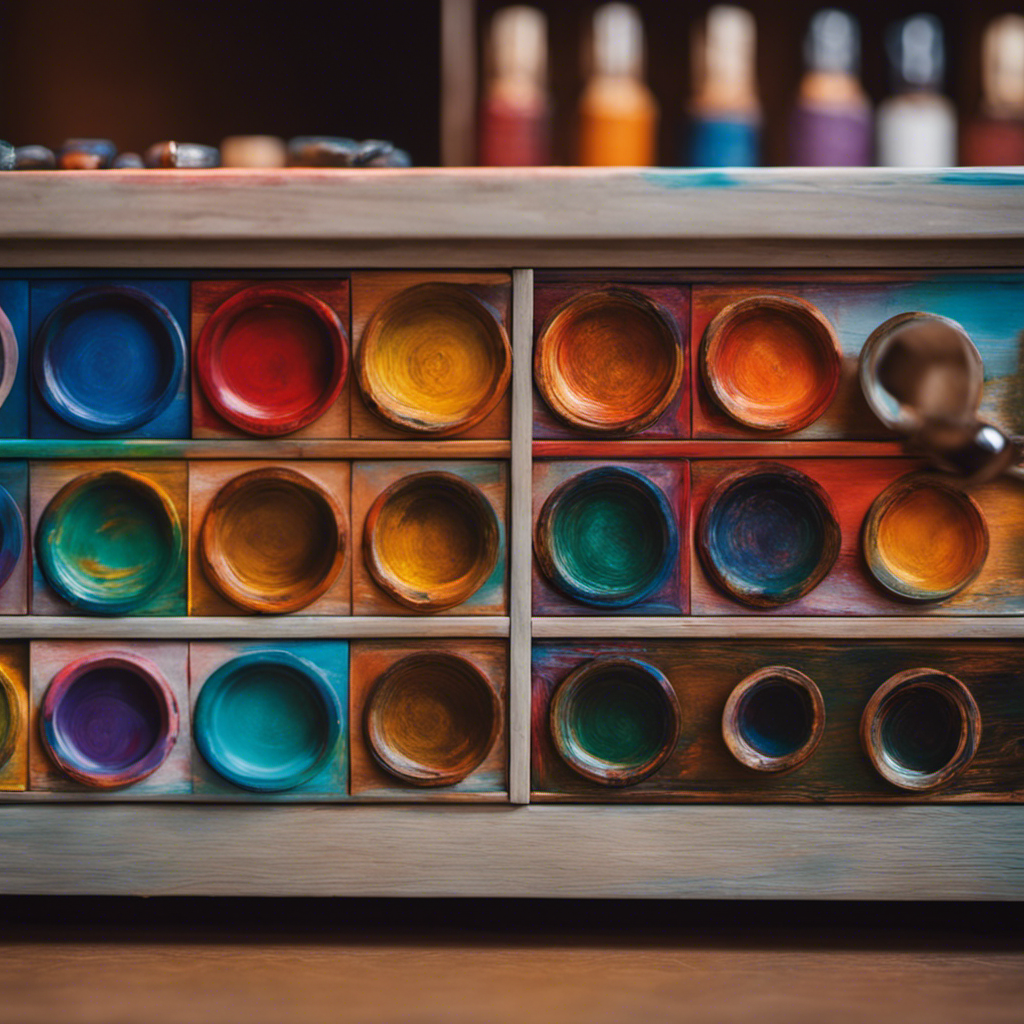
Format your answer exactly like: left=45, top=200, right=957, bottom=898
left=41, top=653, right=178, bottom=787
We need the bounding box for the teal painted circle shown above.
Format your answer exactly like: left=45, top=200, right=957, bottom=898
left=36, top=470, right=181, bottom=615
left=194, top=651, right=340, bottom=792
left=536, top=467, right=677, bottom=608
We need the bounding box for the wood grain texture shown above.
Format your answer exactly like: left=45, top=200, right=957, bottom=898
left=0, top=460, right=28, bottom=615
left=533, top=282, right=689, bottom=439
left=351, top=460, right=507, bottom=616
left=189, top=639, right=348, bottom=801
left=349, top=639, right=507, bottom=801
left=0, top=802, right=1022, bottom=897
left=29, top=639, right=190, bottom=796
left=690, top=459, right=1024, bottom=616
left=533, top=459, right=688, bottom=616
left=0, top=642, right=28, bottom=791
left=533, top=440, right=906, bottom=458
left=3, top=439, right=511, bottom=460
left=29, top=460, right=188, bottom=616
left=0, top=169, right=1021, bottom=243
left=532, top=639, right=1024, bottom=802
left=692, top=274, right=1024, bottom=440
left=190, top=279, right=351, bottom=439
left=350, top=272, right=511, bottom=439
left=188, top=460, right=351, bottom=617
left=508, top=268, right=533, bottom=804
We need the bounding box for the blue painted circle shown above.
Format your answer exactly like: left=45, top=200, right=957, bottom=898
left=0, top=483, right=23, bottom=593
left=193, top=651, right=341, bottom=793
left=34, top=284, right=186, bottom=433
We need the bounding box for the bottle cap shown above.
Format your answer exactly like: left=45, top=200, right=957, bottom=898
left=982, top=14, right=1024, bottom=112
left=886, top=14, right=945, bottom=91
left=592, top=3, right=644, bottom=78
left=805, top=9, right=860, bottom=74
left=693, top=5, right=757, bottom=101
left=490, top=5, right=547, bottom=82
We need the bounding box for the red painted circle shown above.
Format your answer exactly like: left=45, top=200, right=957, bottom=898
left=196, top=285, right=348, bottom=436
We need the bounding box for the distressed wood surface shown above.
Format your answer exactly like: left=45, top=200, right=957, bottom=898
left=2, top=439, right=511, bottom=459
left=533, top=440, right=907, bottom=458
left=348, top=639, right=507, bottom=801
left=350, top=272, right=511, bottom=440
left=351, top=460, right=508, bottom=617
left=190, top=278, right=351, bottom=439
left=690, top=459, right=1024, bottom=616
left=532, top=459, right=689, bottom=616
left=0, top=802, right=1022, bottom=897
left=532, top=639, right=1024, bottom=802
left=188, top=460, right=351, bottom=616
left=29, top=460, right=188, bottom=616
left=532, top=281, right=690, bottom=440
left=0, top=461, right=28, bottom=615
left=508, top=269, right=533, bottom=805
left=0, top=642, right=28, bottom=791
left=1, top=169, right=1022, bottom=243
left=29, top=639, right=191, bottom=797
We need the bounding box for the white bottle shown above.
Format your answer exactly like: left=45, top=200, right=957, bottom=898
left=876, top=14, right=957, bottom=167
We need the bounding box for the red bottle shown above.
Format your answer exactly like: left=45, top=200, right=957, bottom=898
left=962, top=15, right=1024, bottom=166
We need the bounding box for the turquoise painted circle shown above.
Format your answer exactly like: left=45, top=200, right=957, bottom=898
left=37, top=471, right=181, bottom=614
left=194, top=651, right=340, bottom=792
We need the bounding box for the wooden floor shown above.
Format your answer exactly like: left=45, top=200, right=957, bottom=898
left=1, top=900, right=1023, bottom=1024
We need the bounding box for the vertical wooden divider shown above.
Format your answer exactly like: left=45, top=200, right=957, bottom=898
left=509, top=268, right=534, bottom=804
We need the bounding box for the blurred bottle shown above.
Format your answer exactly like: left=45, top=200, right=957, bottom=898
left=686, top=6, right=760, bottom=167
left=479, top=6, right=550, bottom=166
left=789, top=9, right=872, bottom=166
left=578, top=3, right=658, bottom=166
left=877, top=14, right=956, bottom=167
left=962, top=15, right=1024, bottom=166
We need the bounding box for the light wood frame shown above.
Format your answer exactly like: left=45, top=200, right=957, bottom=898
left=0, top=169, right=1023, bottom=898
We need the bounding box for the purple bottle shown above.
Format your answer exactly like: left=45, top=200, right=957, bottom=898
left=790, top=9, right=872, bottom=167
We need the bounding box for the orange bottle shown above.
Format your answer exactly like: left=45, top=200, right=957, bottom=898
left=578, top=3, right=658, bottom=166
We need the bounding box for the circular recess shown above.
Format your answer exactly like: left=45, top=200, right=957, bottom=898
left=549, top=656, right=681, bottom=786
left=534, top=288, right=683, bottom=434
left=196, top=284, right=348, bottom=436
left=364, top=652, right=501, bottom=786
left=861, top=668, right=981, bottom=791
left=40, top=651, right=179, bottom=788
left=356, top=283, right=511, bottom=436
left=36, top=469, right=182, bottom=615
left=364, top=471, right=500, bottom=612
left=697, top=462, right=841, bottom=608
left=33, top=284, right=186, bottom=433
left=701, top=294, right=842, bottom=432
left=193, top=651, right=341, bottom=792
left=0, top=482, right=24, bottom=593
left=722, top=665, right=825, bottom=772
left=200, top=467, right=347, bottom=614
left=534, top=466, right=678, bottom=608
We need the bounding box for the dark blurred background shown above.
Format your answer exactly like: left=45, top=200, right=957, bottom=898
left=0, top=0, right=1017, bottom=166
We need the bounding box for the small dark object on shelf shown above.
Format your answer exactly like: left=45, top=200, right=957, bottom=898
left=287, top=136, right=411, bottom=167
left=57, top=139, right=116, bottom=169
left=112, top=152, right=144, bottom=169
left=14, top=145, right=55, bottom=170
left=144, top=142, right=221, bottom=169
left=0, top=141, right=14, bottom=170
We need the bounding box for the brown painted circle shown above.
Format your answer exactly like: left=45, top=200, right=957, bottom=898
left=363, top=471, right=500, bottom=612
left=364, top=652, right=501, bottom=786
left=0, top=666, right=22, bottom=771
left=535, top=288, right=684, bottom=434
left=862, top=472, right=989, bottom=604
left=701, top=294, right=842, bottom=433
left=356, top=283, right=511, bottom=436
left=201, top=467, right=347, bottom=613
left=860, top=668, right=981, bottom=791
left=722, top=666, right=825, bottom=773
